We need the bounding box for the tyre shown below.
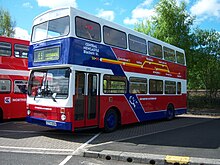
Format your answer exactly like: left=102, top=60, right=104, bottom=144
left=166, top=104, right=175, bottom=120
left=104, top=109, right=118, bottom=133
left=0, top=109, right=3, bottom=123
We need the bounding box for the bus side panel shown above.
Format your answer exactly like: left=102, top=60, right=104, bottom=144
left=99, top=95, right=139, bottom=128
left=0, top=75, right=27, bottom=120
left=98, top=94, right=187, bottom=128
left=138, top=94, right=187, bottom=113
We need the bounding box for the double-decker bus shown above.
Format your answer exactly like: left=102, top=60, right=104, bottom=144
left=0, top=36, right=29, bottom=122
left=26, top=7, right=187, bottom=132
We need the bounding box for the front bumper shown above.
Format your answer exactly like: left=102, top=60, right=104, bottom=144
left=26, top=116, right=72, bottom=131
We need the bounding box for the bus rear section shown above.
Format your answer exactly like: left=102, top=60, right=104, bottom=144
left=0, top=36, right=29, bottom=122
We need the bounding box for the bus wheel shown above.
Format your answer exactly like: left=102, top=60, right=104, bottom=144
left=104, top=109, right=118, bottom=133
left=166, top=104, right=175, bottom=120
left=0, top=109, right=3, bottom=123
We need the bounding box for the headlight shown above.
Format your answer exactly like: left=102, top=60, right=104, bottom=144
left=61, top=114, right=66, bottom=121
left=27, top=109, right=31, bottom=115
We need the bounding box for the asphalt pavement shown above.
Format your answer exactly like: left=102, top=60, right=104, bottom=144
left=84, top=115, right=220, bottom=165
left=0, top=115, right=220, bottom=165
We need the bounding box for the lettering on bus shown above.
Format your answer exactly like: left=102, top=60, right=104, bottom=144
left=12, top=98, right=27, bottom=102
left=83, top=42, right=99, bottom=56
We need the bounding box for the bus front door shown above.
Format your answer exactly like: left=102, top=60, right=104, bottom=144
left=74, top=72, right=99, bottom=129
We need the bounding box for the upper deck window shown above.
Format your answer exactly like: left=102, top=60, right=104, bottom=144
left=103, top=26, right=127, bottom=49
left=31, top=16, right=70, bottom=42
left=164, top=46, right=175, bottom=62
left=128, top=34, right=147, bottom=54
left=14, top=44, right=29, bottom=58
left=0, top=42, right=11, bottom=56
left=148, top=41, right=162, bottom=59
left=75, top=17, right=101, bottom=42
left=176, top=51, right=185, bottom=65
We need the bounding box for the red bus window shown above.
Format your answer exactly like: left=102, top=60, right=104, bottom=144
left=0, top=42, right=12, bottom=56
left=0, top=80, right=11, bottom=93
left=14, top=80, right=28, bottom=94
left=14, top=44, right=29, bottom=58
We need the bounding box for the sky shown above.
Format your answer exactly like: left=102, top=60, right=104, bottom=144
left=1, top=0, right=220, bottom=40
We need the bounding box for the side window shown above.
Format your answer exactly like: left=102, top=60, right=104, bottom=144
left=14, top=80, right=28, bottom=94
left=149, top=79, right=163, bottom=94
left=14, top=44, right=29, bottom=58
left=75, top=16, right=101, bottom=42
left=0, top=42, right=11, bottom=56
left=148, top=41, right=162, bottom=59
left=103, top=26, right=127, bottom=49
left=176, top=51, right=185, bottom=65
left=177, top=82, right=181, bottom=94
left=128, top=34, right=147, bottom=54
left=103, top=75, right=127, bottom=94
left=164, top=47, right=175, bottom=62
left=129, top=77, right=147, bottom=94
left=0, top=80, right=11, bottom=93
left=165, top=81, right=176, bottom=94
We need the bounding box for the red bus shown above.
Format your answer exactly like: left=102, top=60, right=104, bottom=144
left=0, top=36, right=29, bottom=122
left=26, top=7, right=187, bottom=132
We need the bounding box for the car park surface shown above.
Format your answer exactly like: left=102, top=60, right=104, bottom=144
left=0, top=115, right=220, bottom=165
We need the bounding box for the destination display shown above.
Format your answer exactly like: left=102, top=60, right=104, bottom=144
left=34, top=46, right=60, bottom=62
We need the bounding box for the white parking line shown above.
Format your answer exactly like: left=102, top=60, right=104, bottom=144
left=58, top=132, right=101, bottom=165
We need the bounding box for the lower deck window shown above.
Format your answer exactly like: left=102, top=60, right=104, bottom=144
left=0, top=79, right=11, bottom=93
left=14, top=80, right=28, bottom=94
left=165, top=81, right=176, bottom=94
left=103, top=75, right=127, bottom=94
left=149, top=79, right=163, bottom=94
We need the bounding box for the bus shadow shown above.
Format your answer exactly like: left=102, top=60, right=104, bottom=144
left=0, top=117, right=219, bottom=150
left=90, top=117, right=220, bottom=150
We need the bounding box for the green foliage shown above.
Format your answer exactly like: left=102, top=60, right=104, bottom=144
left=189, top=29, right=220, bottom=98
left=0, top=8, right=16, bottom=37
left=134, top=19, right=154, bottom=36
left=153, top=0, right=194, bottom=48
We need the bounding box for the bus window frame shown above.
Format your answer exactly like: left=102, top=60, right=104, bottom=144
left=103, top=25, right=127, bottom=49
left=75, top=16, right=101, bottom=43
left=103, top=75, right=127, bottom=94
left=177, top=82, right=182, bottom=94
left=163, top=46, right=175, bottom=62
left=14, top=80, right=28, bottom=94
left=128, top=34, right=147, bottom=55
left=0, top=42, right=12, bottom=57
left=176, top=51, right=186, bottom=65
left=129, top=77, right=147, bottom=94
left=0, top=79, right=11, bottom=94
left=31, top=16, right=70, bottom=43
left=14, top=44, right=29, bottom=58
left=149, top=79, right=163, bottom=94
left=165, top=80, right=176, bottom=94
left=148, top=41, right=163, bottom=59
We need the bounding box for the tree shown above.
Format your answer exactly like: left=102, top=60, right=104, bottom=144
left=134, top=20, right=154, bottom=36
left=0, top=8, right=16, bottom=37
left=152, top=0, right=194, bottom=50
left=190, top=29, right=220, bottom=99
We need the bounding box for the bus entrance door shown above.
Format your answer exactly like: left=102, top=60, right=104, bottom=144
left=74, top=72, right=99, bottom=129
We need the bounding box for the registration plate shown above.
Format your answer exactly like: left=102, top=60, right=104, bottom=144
left=46, top=121, right=57, bottom=127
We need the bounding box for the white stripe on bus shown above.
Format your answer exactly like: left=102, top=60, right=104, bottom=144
left=0, top=69, right=29, bottom=76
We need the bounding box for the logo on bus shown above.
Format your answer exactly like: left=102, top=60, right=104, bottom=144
left=4, top=97, right=11, bottom=104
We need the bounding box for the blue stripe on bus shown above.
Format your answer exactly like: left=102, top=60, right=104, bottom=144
left=29, top=37, right=125, bottom=77
left=26, top=116, right=72, bottom=131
